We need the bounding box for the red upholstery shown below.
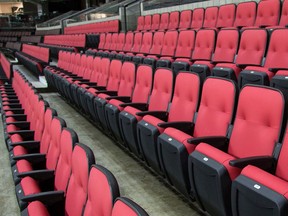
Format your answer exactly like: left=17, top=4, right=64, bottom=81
left=168, top=11, right=180, bottom=30
left=98, top=33, right=106, bottom=50
left=44, top=34, right=86, bottom=48
left=253, top=0, right=280, bottom=27
left=234, top=1, right=257, bottom=28
left=149, top=31, right=164, bottom=55
left=138, top=32, right=153, bottom=54
left=191, top=8, right=204, bottom=29
left=161, top=31, right=178, bottom=57
left=116, top=33, right=125, bottom=52
left=22, top=44, right=50, bottom=63
left=130, top=32, right=142, bottom=53
left=216, top=4, right=236, bottom=28
left=203, top=6, right=219, bottom=28
left=179, top=10, right=192, bottom=29
left=137, top=16, right=144, bottom=31
left=111, top=197, right=149, bottom=216
left=151, top=14, right=161, bottom=31
left=122, top=32, right=134, bottom=52
left=143, top=15, right=152, bottom=31
left=175, top=30, right=195, bottom=59
left=159, top=12, right=169, bottom=31
left=26, top=201, right=50, bottom=216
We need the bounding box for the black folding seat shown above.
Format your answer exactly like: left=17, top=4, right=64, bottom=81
left=171, top=29, right=216, bottom=77
left=105, top=65, right=153, bottom=143
left=82, top=165, right=120, bottom=216
left=85, top=59, right=122, bottom=123
left=212, top=29, right=267, bottom=82
left=15, top=128, right=78, bottom=210
left=137, top=72, right=201, bottom=173
left=119, top=68, right=173, bottom=157
left=231, top=127, right=288, bottom=216
left=111, top=197, right=149, bottom=216
left=11, top=117, right=66, bottom=184
left=94, top=61, right=136, bottom=131
left=21, top=143, right=95, bottom=216
left=239, top=29, right=288, bottom=88
left=189, top=85, right=286, bottom=216
left=158, top=77, right=237, bottom=197
left=190, top=29, right=239, bottom=82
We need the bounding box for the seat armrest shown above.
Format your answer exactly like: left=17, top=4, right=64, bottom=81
left=21, top=191, right=64, bottom=205
left=158, top=121, right=194, bottom=134
left=187, top=136, right=229, bottom=151
left=106, top=96, right=131, bottom=102
left=93, top=86, right=106, bottom=90
left=3, top=104, right=22, bottom=108
left=96, top=90, right=118, bottom=96
left=6, top=121, right=30, bottom=129
left=3, top=109, right=24, bottom=114
left=136, top=111, right=168, bottom=121
left=5, top=114, right=27, bottom=121
left=13, top=153, right=46, bottom=163
left=268, top=68, right=288, bottom=73
left=8, top=130, right=34, bottom=140
left=236, top=64, right=261, bottom=69
left=79, top=82, right=97, bottom=85
left=229, top=156, right=275, bottom=170
left=10, top=141, right=40, bottom=150
left=119, top=102, right=148, bottom=111
left=17, top=169, right=54, bottom=181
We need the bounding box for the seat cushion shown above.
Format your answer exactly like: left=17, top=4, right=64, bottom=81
left=244, top=66, right=275, bottom=80
left=21, top=177, right=41, bottom=196
left=13, top=146, right=28, bottom=156
left=163, top=127, right=195, bottom=154
left=97, top=93, right=110, bottom=100
left=6, top=124, right=19, bottom=133
left=195, top=143, right=241, bottom=180
left=10, top=134, right=23, bottom=143
left=142, top=115, right=165, bottom=133
left=216, top=63, right=242, bottom=78
left=87, top=88, right=99, bottom=96
left=123, top=106, right=142, bottom=121
left=26, top=201, right=50, bottom=216
left=108, top=99, right=124, bottom=111
left=194, top=60, right=215, bottom=71
left=16, top=160, right=33, bottom=173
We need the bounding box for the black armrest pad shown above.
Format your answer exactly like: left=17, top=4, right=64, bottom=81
left=5, top=114, right=27, bottom=121
left=158, top=121, right=194, bottom=134
left=3, top=109, right=24, bottom=114
left=13, top=153, right=46, bottom=163
left=96, top=90, right=118, bottom=96
left=3, top=104, right=22, bottom=108
left=93, top=86, right=106, bottom=90
left=6, top=121, right=30, bottom=129
left=17, top=169, right=54, bottom=181
left=80, top=82, right=97, bottom=85
left=136, top=111, right=168, bottom=121
left=8, top=130, right=34, bottom=140
left=229, top=156, right=275, bottom=170
left=21, top=191, right=64, bottom=205
left=236, top=64, right=260, bottom=68
left=188, top=136, right=229, bottom=151
left=10, top=141, right=40, bottom=149
left=119, top=102, right=148, bottom=111
left=106, top=96, right=131, bottom=102
left=268, top=68, right=288, bottom=73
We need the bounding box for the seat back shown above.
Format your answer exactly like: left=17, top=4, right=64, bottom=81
left=130, top=32, right=142, bottom=53
left=123, top=32, right=134, bottom=52
left=235, top=29, right=267, bottom=66
left=110, top=33, right=118, bottom=51
left=216, top=4, right=236, bottom=28
left=89, top=57, right=102, bottom=83
left=159, top=12, right=169, bottom=31
left=254, top=0, right=280, bottom=27
left=111, top=197, right=149, bottom=216
left=116, top=33, right=125, bottom=52
left=234, top=1, right=257, bottom=28
left=148, top=68, right=173, bottom=111
left=167, top=72, right=201, bottom=122
left=161, top=31, right=178, bottom=57
left=191, top=8, right=204, bottom=29
left=143, top=15, right=152, bottom=31
left=131, top=65, right=153, bottom=103
left=97, top=58, right=111, bottom=87
left=117, top=62, right=136, bottom=97
left=193, top=77, right=237, bottom=137
left=149, top=31, right=165, bottom=55
left=191, top=29, right=216, bottom=61
left=175, top=30, right=195, bottom=59
left=139, top=32, right=153, bottom=54
left=65, top=144, right=95, bottom=216
left=54, top=128, right=78, bottom=191
left=46, top=117, right=66, bottom=170
left=151, top=14, right=160, bottom=31
left=106, top=60, right=122, bottom=91
left=40, top=107, right=57, bottom=154
left=203, top=6, right=218, bottom=28
left=137, top=16, right=144, bottom=31
left=212, top=29, right=239, bottom=63
left=279, top=0, right=288, bottom=26
left=83, top=165, right=120, bottom=216
left=83, top=55, right=94, bottom=79
left=275, top=129, right=288, bottom=181
left=264, top=29, right=288, bottom=69
left=104, top=33, right=112, bottom=50
left=179, top=10, right=192, bottom=29
left=228, top=85, right=285, bottom=158
left=33, top=100, right=47, bottom=141
left=98, top=33, right=106, bottom=50
left=168, top=11, right=180, bottom=30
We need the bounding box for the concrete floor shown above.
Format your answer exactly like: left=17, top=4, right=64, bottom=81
left=0, top=91, right=203, bottom=216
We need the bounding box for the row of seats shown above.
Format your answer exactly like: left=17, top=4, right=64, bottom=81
left=0, top=52, right=12, bottom=82
left=64, top=20, right=120, bottom=35
left=44, top=54, right=288, bottom=216
left=15, top=44, right=50, bottom=75
left=44, top=34, right=86, bottom=48
left=35, top=29, right=61, bottom=36
left=0, top=36, right=17, bottom=42
left=20, top=36, right=43, bottom=44
left=87, top=28, right=288, bottom=94
left=0, top=31, right=31, bottom=37
left=0, top=70, right=149, bottom=216
left=137, top=0, right=287, bottom=32
left=5, top=42, right=22, bottom=52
